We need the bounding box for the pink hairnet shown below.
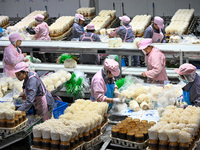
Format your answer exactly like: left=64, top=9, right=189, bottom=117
left=14, top=62, right=29, bottom=73
left=9, top=33, right=23, bottom=42
left=174, top=63, right=196, bottom=75
left=138, top=38, right=153, bottom=50
left=75, top=13, right=85, bottom=21
left=104, top=59, right=120, bottom=77
left=34, top=14, right=44, bottom=21
left=154, top=16, right=164, bottom=29
left=119, top=16, right=130, bottom=24
left=87, top=24, right=95, bottom=30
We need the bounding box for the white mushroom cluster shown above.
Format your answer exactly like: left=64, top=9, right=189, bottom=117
left=41, top=70, right=71, bottom=92
left=32, top=100, right=108, bottom=142
left=98, top=10, right=116, bottom=18
left=7, top=10, right=47, bottom=33
left=130, top=15, right=151, bottom=35
left=165, top=9, right=194, bottom=35
left=77, top=7, right=95, bottom=17
left=108, top=38, right=122, bottom=47
left=148, top=105, right=200, bottom=144
left=88, top=16, right=111, bottom=34
left=0, top=76, right=23, bottom=98
left=0, top=102, right=16, bottom=120
left=100, top=28, right=115, bottom=35
left=0, top=16, right=9, bottom=27
left=49, top=16, right=74, bottom=35
left=121, top=82, right=185, bottom=110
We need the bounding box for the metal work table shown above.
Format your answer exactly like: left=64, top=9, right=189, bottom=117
left=0, top=116, right=42, bottom=149
left=0, top=61, right=187, bottom=78
left=0, top=40, right=200, bottom=77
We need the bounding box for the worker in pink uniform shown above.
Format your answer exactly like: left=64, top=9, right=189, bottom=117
left=138, top=38, right=168, bottom=84
left=26, top=14, right=55, bottom=63
left=90, top=59, right=123, bottom=109
left=14, top=62, right=54, bottom=121
left=3, top=33, right=28, bottom=77
left=144, top=16, right=166, bottom=43
left=109, top=16, right=139, bottom=67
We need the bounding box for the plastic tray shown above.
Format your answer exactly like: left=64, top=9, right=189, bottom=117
left=110, top=135, right=148, bottom=149
left=84, top=133, right=102, bottom=150
left=101, top=120, right=108, bottom=134
left=0, top=119, right=28, bottom=135
left=53, top=100, right=68, bottom=119
left=30, top=142, right=85, bottom=150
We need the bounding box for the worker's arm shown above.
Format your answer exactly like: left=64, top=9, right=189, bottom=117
left=161, top=28, right=166, bottom=43
left=26, top=27, right=36, bottom=34
left=94, top=34, right=102, bottom=42
left=18, top=77, right=39, bottom=112
left=74, top=24, right=84, bottom=37
left=143, top=27, right=153, bottom=38
left=192, top=84, right=200, bottom=107
left=92, top=80, right=107, bottom=102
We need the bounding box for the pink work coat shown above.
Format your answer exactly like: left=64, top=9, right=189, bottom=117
left=145, top=47, right=168, bottom=84
left=90, top=70, right=117, bottom=102
left=3, top=44, right=24, bottom=77
left=34, top=22, right=51, bottom=41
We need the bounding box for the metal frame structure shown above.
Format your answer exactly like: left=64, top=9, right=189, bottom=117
left=0, top=40, right=200, bottom=76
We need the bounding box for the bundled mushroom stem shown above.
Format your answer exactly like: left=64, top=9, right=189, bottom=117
left=42, top=127, right=51, bottom=139
left=148, top=127, right=158, bottom=140
left=182, top=128, right=195, bottom=136
left=41, top=70, right=71, bottom=92
left=140, top=101, right=149, bottom=110
left=7, top=10, right=47, bottom=36
left=149, top=105, right=200, bottom=144
left=60, top=130, right=72, bottom=142
left=179, top=131, right=192, bottom=143
left=33, top=125, right=42, bottom=138
left=158, top=130, right=168, bottom=141
left=129, top=100, right=140, bottom=112
left=165, top=9, right=195, bottom=35
left=33, top=99, right=108, bottom=143
left=167, top=129, right=180, bottom=142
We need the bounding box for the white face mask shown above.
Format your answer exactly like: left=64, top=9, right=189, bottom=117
left=120, top=21, right=123, bottom=26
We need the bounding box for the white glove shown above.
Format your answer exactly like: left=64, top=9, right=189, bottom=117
left=114, top=91, right=122, bottom=98
left=113, top=98, right=125, bottom=103
left=113, top=98, right=120, bottom=103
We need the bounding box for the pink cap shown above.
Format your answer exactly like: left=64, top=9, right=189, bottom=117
left=174, top=63, right=196, bottom=75
left=138, top=38, right=153, bottom=50
left=14, top=62, right=29, bottom=73
left=104, top=59, right=120, bottom=77
left=119, top=16, right=130, bottom=24
left=87, top=24, right=95, bottom=30
left=154, top=16, right=164, bottom=29
left=9, top=33, right=23, bottom=42
left=75, top=13, right=85, bottom=21
left=34, top=14, right=44, bottom=21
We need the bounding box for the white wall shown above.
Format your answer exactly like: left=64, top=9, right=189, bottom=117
left=0, top=0, right=79, bottom=17
left=0, top=0, right=199, bottom=17
left=99, top=0, right=200, bottom=17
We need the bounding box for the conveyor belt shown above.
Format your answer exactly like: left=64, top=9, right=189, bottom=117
left=0, top=40, right=200, bottom=53
left=0, top=61, right=187, bottom=78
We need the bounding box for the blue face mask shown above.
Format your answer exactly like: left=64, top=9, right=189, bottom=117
left=183, top=80, right=188, bottom=84
left=179, top=77, right=188, bottom=84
